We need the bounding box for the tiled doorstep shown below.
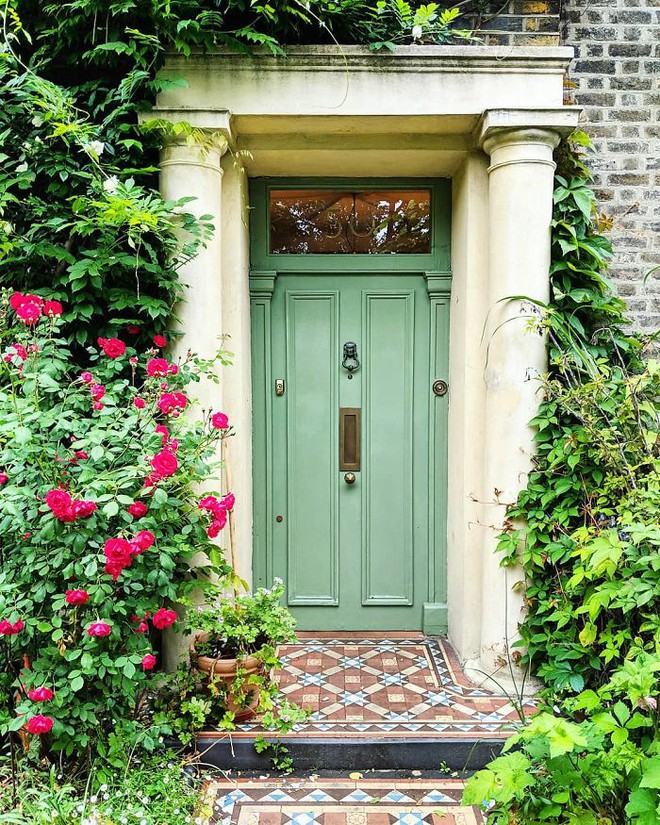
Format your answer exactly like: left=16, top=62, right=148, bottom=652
left=195, top=636, right=532, bottom=771
left=200, top=776, right=483, bottom=825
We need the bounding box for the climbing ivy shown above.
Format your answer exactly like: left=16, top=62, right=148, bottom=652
left=497, top=133, right=657, bottom=693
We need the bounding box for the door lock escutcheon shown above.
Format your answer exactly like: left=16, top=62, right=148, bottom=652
left=275, top=378, right=285, bottom=396
left=432, top=379, right=449, bottom=397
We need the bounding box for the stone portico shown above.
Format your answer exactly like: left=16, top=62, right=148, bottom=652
left=148, top=45, right=579, bottom=683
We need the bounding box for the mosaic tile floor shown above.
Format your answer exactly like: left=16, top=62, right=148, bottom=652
left=202, top=777, right=483, bottom=825
left=230, top=634, right=533, bottom=740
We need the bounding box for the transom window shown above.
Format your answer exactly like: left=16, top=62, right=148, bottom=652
left=269, top=189, right=432, bottom=255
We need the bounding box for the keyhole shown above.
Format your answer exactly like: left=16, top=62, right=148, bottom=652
left=347, top=374, right=353, bottom=380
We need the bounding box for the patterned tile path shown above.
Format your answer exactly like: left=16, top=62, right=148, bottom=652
left=202, top=776, right=483, bottom=825
left=231, top=634, right=533, bottom=740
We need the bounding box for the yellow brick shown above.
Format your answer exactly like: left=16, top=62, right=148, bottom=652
left=522, top=1, right=550, bottom=12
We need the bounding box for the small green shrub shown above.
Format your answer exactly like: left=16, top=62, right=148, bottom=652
left=463, top=652, right=660, bottom=824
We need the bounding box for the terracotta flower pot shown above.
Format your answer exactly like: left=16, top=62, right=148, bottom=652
left=189, top=632, right=263, bottom=721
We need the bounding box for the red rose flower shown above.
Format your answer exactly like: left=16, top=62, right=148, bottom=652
left=153, top=334, right=167, bottom=348
left=134, top=530, right=155, bottom=551
left=43, top=300, right=63, bottom=317
left=97, top=337, right=126, bottom=359
left=127, top=501, right=148, bottom=518
left=103, top=538, right=133, bottom=579
left=16, top=301, right=43, bottom=325
left=126, top=325, right=141, bottom=335
left=27, top=715, right=54, bottom=735
left=212, top=412, right=229, bottom=430
left=168, top=363, right=178, bottom=375
left=142, top=653, right=157, bottom=671
left=74, top=450, right=89, bottom=461
left=157, top=391, right=187, bottom=416
left=81, top=371, right=93, bottom=384
left=65, top=589, right=89, bottom=605
left=28, top=687, right=54, bottom=702
left=206, top=510, right=227, bottom=539
left=0, top=473, right=8, bottom=485
left=87, top=621, right=112, bottom=637
left=135, top=621, right=149, bottom=634
left=221, top=492, right=235, bottom=511
left=45, top=489, right=74, bottom=521
left=151, top=450, right=178, bottom=478
left=4, top=343, right=27, bottom=364
left=72, top=500, right=97, bottom=519
left=134, top=397, right=145, bottom=409
left=152, top=608, right=177, bottom=630
left=9, top=292, right=25, bottom=310
left=90, top=383, right=105, bottom=401
left=146, top=358, right=169, bottom=377
left=0, top=619, right=24, bottom=635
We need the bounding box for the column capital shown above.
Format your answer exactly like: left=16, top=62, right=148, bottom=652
left=139, top=108, right=233, bottom=175
left=477, top=107, right=581, bottom=157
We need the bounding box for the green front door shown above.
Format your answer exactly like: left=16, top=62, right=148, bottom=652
left=250, top=179, right=451, bottom=633
left=269, top=274, right=429, bottom=630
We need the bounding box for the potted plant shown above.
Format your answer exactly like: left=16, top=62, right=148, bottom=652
left=188, top=578, right=297, bottom=723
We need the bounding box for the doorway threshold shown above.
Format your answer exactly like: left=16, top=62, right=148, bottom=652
left=196, top=634, right=534, bottom=771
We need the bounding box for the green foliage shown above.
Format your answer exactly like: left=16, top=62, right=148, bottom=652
left=463, top=653, right=660, bottom=824
left=495, top=133, right=657, bottom=694
left=155, top=580, right=307, bottom=743
left=0, top=297, right=232, bottom=765
left=0, top=750, right=205, bottom=824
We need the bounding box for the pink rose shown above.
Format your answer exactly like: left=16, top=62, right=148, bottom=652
left=103, top=538, right=133, bottom=580
left=153, top=334, right=167, bottom=348
left=134, top=397, right=145, bottom=409
left=157, top=391, right=187, bottom=416
left=0, top=619, right=24, bottom=635
left=168, top=363, right=178, bottom=375
left=0, top=473, right=8, bottom=485
left=81, top=371, right=93, bottom=384
left=146, top=358, right=169, bottom=377
left=27, top=715, right=54, bottom=734
left=127, top=501, right=148, bottom=518
left=65, top=589, right=89, bottom=605
left=126, top=324, right=140, bottom=335
left=135, top=621, right=149, bottom=634
left=16, top=302, right=43, bottom=325
left=9, top=292, right=26, bottom=310
left=87, top=621, right=112, bottom=637
left=97, top=337, right=126, bottom=359
left=134, top=530, right=155, bottom=551
left=28, top=687, right=54, bottom=702
left=151, top=450, right=178, bottom=478
left=221, top=492, right=235, bottom=512
left=207, top=515, right=227, bottom=539
left=45, top=489, right=73, bottom=521
left=212, top=412, right=229, bottom=430
left=142, top=653, right=157, bottom=671
left=129, top=356, right=138, bottom=366
left=152, top=608, right=177, bottom=630
left=90, top=383, right=105, bottom=401
left=155, top=424, right=169, bottom=445
left=4, top=344, right=27, bottom=364
left=72, top=500, right=97, bottom=519
left=43, top=300, right=63, bottom=317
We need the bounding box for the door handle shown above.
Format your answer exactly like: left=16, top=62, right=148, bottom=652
left=339, top=407, right=361, bottom=472
left=344, top=472, right=356, bottom=485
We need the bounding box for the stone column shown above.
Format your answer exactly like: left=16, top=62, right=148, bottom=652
left=159, top=138, right=228, bottom=391
left=474, top=111, right=576, bottom=686
left=158, top=137, right=228, bottom=670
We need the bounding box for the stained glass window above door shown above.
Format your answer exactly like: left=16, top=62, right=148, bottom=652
left=269, top=189, right=431, bottom=254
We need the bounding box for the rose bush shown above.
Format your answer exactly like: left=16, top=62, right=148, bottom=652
left=0, top=290, right=234, bottom=766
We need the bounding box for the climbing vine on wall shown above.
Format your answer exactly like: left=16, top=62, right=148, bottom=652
left=497, top=132, right=658, bottom=693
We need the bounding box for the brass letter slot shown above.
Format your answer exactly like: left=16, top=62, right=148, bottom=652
left=339, top=407, right=361, bottom=472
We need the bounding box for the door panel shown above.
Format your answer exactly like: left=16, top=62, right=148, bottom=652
left=284, top=292, right=339, bottom=605
left=362, top=291, right=415, bottom=606
left=270, top=274, right=430, bottom=630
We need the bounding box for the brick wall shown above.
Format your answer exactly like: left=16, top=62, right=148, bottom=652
left=465, top=0, right=660, bottom=331
left=561, top=0, right=660, bottom=332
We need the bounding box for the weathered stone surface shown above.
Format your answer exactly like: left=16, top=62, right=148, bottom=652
left=562, top=0, right=660, bottom=331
